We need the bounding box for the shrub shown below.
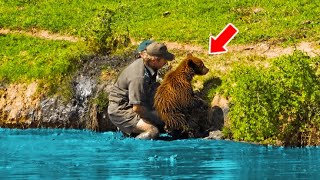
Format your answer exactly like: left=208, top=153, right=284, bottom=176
left=80, top=7, right=130, bottom=55
left=91, top=91, right=109, bottom=113
left=219, top=51, right=320, bottom=146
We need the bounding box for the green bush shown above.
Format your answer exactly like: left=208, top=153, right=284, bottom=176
left=80, top=7, right=130, bottom=55
left=219, top=51, right=320, bottom=146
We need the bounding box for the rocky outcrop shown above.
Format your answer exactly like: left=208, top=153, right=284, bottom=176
left=0, top=82, right=41, bottom=128
left=0, top=52, right=136, bottom=131
left=0, top=82, right=117, bottom=131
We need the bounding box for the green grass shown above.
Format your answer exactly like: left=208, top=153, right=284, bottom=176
left=0, top=33, right=87, bottom=85
left=0, top=0, right=117, bottom=34
left=1, top=0, right=319, bottom=46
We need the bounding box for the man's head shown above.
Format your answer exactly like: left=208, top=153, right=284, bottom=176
left=146, top=42, right=174, bottom=61
left=142, top=42, right=175, bottom=70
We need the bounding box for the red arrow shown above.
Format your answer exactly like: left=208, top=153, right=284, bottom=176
left=209, top=23, right=239, bottom=54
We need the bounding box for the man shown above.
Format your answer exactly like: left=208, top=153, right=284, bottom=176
left=108, top=41, right=175, bottom=139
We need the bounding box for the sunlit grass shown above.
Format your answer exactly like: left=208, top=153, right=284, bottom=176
left=0, top=33, right=88, bottom=86
left=0, top=0, right=319, bottom=46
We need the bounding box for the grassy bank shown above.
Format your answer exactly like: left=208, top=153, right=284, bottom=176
left=1, top=0, right=319, bottom=46
left=1, top=0, right=319, bottom=85
left=0, top=33, right=89, bottom=96
left=0, top=34, right=84, bottom=81
left=1, top=0, right=319, bottom=86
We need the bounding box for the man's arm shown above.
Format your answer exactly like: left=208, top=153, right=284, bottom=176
left=132, top=104, right=164, bottom=127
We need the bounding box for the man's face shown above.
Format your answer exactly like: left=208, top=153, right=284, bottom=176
left=153, top=58, right=168, bottom=70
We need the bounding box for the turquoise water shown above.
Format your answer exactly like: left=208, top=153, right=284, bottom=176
left=1, top=128, right=320, bottom=179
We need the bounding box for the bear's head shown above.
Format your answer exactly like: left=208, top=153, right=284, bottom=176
left=186, top=53, right=209, bottom=75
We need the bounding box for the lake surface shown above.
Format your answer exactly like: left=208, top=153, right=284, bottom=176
left=1, top=128, right=320, bottom=179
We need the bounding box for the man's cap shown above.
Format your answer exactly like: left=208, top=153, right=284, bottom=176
left=146, top=42, right=174, bottom=61
left=137, top=40, right=154, bottom=52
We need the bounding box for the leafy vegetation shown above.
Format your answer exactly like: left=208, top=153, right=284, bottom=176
left=91, top=91, right=109, bottom=113
left=79, top=7, right=130, bottom=55
left=218, top=51, right=320, bottom=146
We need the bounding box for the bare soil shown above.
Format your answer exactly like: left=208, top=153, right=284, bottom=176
left=165, top=41, right=320, bottom=58
left=1, top=28, right=319, bottom=58
left=0, top=28, right=79, bottom=42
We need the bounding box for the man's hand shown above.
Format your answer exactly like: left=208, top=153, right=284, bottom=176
left=132, top=105, right=164, bottom=127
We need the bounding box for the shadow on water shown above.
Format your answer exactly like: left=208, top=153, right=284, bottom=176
left=1, top=128, right=320, bottom=179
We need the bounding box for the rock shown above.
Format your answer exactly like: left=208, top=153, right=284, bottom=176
left=211, top=94, right=230, bottom=128
left=204, top=130, right=223, bottom=140
left=210, top=106, right=224, bottom=130
left=0, top=82, right=41, bottom=128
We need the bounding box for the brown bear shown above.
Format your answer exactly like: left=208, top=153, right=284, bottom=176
left=154, top=53, right=212, bottom=138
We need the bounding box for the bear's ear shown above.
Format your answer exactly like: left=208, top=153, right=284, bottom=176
left=187, top=53, right=193, bottom=58
left=187, top=58, right=196, bottom=69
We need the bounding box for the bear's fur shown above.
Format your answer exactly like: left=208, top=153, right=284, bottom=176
left=154, top=53, right=212, bottom=138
